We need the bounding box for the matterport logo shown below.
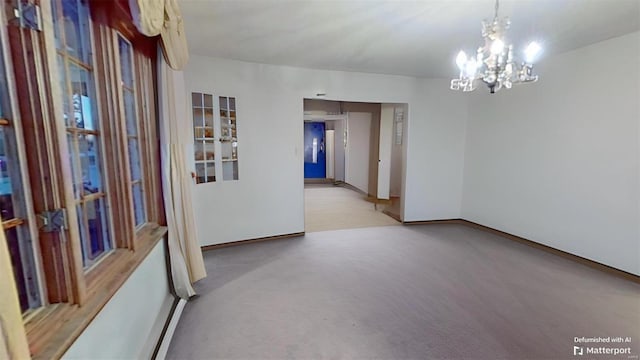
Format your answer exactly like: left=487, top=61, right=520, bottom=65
left=573, top=336, right=636, bottom=357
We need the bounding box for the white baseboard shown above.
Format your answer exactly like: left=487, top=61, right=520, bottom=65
left=154, top=298, right=187, bottom=360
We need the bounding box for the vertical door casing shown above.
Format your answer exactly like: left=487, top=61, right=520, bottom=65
left=377, top=104, right=394, bottom=200
left=325, top=130, right=335, bottom=179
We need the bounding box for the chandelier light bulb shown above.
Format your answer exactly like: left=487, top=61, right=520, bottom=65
left=490, top=39, right=505, bottom=55
left=465, top=59, right=478, bottom=78
left=456, top=51, right=467, bottom=70
left=524, top=41, right=542, bottom=63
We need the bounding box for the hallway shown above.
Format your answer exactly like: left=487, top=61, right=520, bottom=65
left=304, top=184, right=399, bottom=233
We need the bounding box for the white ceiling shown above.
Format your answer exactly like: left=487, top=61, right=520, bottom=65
left=180, top=0, right=640, bottom=78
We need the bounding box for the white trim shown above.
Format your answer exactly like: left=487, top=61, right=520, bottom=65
left=154, top=298, right=187, bottom=360
left=303, top=114, right=347, bottom=121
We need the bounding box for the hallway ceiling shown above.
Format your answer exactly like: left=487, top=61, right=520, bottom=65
left=180, top=0, right=640, bottom=78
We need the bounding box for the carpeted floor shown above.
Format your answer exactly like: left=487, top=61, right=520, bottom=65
left=304, top=184, right=399, bottom=232
left=167, top=224, right=640, bottom=359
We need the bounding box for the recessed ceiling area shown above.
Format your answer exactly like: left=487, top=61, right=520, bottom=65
left=181, top=0, right=640, bottom=78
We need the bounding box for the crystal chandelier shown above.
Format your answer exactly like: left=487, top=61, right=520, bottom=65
left=450, top=0, right=542, bottom=93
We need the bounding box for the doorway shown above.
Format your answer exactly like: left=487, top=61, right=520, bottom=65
left=302, top=99, right=407, bottom=232
left=303, top=122, right=326, bottom=179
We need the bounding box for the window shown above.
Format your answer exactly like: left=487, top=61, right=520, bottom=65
left=0, top=31, right=41, bottom=313
left=2, top=0, right=165, bottom=355
left=118, top=35, right=146, bottom=227
left=54, top=0, right=113, bottom=268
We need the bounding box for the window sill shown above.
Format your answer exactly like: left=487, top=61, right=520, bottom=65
left=24, top=224, right=168, bottom=360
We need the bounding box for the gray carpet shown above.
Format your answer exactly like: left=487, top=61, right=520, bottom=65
left=167, top=224, right=640, bottom=359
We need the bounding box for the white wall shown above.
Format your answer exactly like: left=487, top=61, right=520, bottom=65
left=403, top=80, right=468, bottom=221
left=63, top=241, right=174, bottom=359
left=462, top=32, right=640, bottom=275
left=185, top=56, right=468, bottom=245
left=346, top=112, right=372, bottom=193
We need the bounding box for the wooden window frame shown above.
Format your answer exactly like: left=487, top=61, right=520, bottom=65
left=2, top=0, right=167, bottom=358
left=115, top=31, right=149, bottom=231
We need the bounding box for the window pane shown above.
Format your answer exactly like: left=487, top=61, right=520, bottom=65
left=78, top=134, right=102, bottom=195
left=203, top=94, right=213, bottom=108
left=206, top=163, right=216, bottom=182
left=6, top=227, right=28, bottom=311
left=132, top=183, right=144, bottom=227
left=118, top=37, right=134, bottom=88
left=204, top=108, right=214, bottom=128
left=58, top=56, right=72, bottom=127
left=0, top=129, right=15, bottom=219
left=128, top=138, right=141, bottom=181
left=6, top=225, right=42, bottom=312
left=67, top=134, right=81, bottom=198
left=193, top=108, right=203, bottom=128
left=82, top=198, right=112, bottom=266
left=70, top=64, right=96, bottom=130
left=59, top=0, right=92, bottom=64
left=124, top=90, right=137, bottom=136
left=191, top=92, right=202, bottom=107
left=195, top=163, right=204, bottom=183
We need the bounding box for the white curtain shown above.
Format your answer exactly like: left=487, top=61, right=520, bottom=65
left=0, top=217, right=30, bottom=359
left=158, top=47, right=207, bottom=299
left=130, top=0, right=189, bottom=70
left=128, top=0, right=164, bottom=37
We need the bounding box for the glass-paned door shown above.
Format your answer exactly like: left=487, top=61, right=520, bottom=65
left=192, top=92, right=216, bottom=183
left=219, top=96, right=238, bottom=181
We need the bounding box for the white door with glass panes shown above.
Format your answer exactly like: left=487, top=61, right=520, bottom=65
left=192, top=93, right=239, bottom=182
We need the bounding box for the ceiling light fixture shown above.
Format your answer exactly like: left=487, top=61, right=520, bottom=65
left=450, top=0, right=542, bottom=94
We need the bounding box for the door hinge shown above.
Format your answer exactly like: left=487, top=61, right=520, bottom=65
left=38, top=209, right=67, bottom=232
left=9, top=1, right=42, bottom=31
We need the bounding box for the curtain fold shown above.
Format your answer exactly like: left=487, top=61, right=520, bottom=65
left=0, top=216, right=30, bottom=359
left=160, top=0, right=189, bottom=70
left=158, top=47, right=207, bottom=299
left=128, top=0, right=165, bottom=36
left=130, top=0, right=189, bottom=70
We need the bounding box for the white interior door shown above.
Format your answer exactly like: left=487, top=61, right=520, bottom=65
left=377, top=104, right=394, bottom=199
left=345, top=112, right=371, bottom=193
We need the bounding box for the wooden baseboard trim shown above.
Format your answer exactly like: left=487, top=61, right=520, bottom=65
left=405, top=218, right=639, bottom=284
left=458, top=220, right=640, bottom=284
left=382, top=210, right=401, bottom=222
left=201, top=232, right=305, bottom=252
left=304, top=178, right=334, bottom=184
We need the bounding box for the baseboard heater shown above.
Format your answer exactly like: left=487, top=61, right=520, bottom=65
left=152, top=297, right=187, bottom=359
